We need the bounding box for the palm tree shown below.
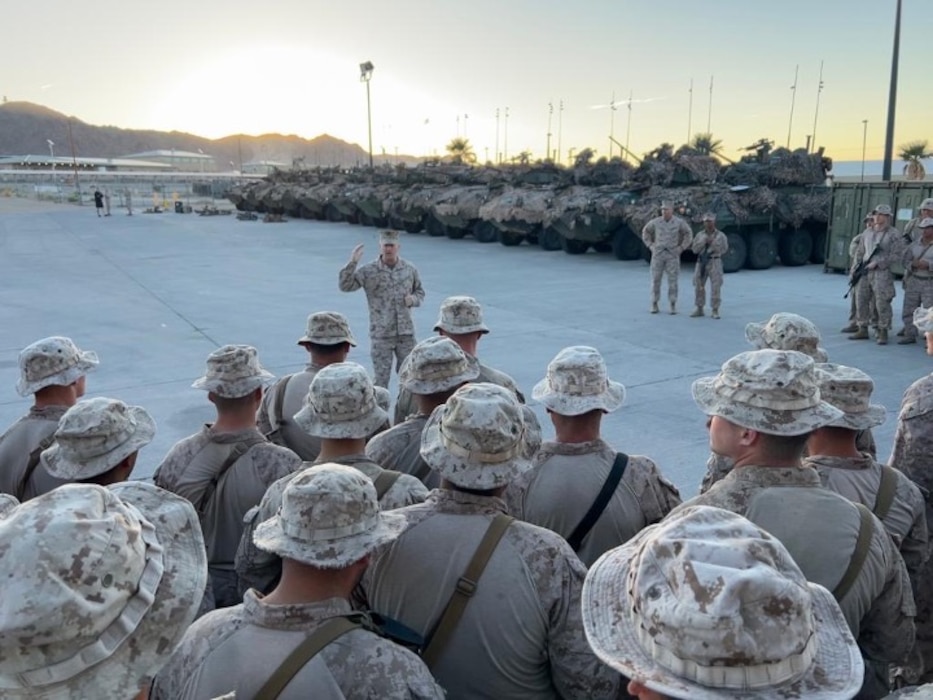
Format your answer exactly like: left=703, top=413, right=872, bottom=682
left=899, top=140, right=931, bottom=180
left=689, top=132, right=724, bottom=157
left=573, top=148, right=595, bottom=168
left=445, top=137, right=477, bottom=165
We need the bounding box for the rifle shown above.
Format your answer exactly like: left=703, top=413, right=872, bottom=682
left=698, top=248, right=711, bottom=278
left=845, top=244, right=881, bottom=299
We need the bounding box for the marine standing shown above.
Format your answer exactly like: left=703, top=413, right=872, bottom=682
left=338, top=230, right=425, bottom=387
left=689, top=212, right=729, bottom=319
left=641, top=201, right=692, bottom=314
left=898, top=218, right=933, bottom=345
left=850, top=204, right=903, bottom=345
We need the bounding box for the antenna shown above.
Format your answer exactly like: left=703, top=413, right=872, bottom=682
left=787, top=65, right=799, bottom=148
left=811, top=60, right=824, bottom=153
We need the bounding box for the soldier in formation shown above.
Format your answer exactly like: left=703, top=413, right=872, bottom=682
left=339, top=229, right=425, bottom=388
left=903, top=198, right=933, bottom=245
left=689, top=212, right=729, bottom=319
left=850, top=204, right=904, bottom=345
left=899, top=218, right=933, bottom=345
left=843, top=212, right=880, bottom=334
left=641, top=201, right=692, bottom=314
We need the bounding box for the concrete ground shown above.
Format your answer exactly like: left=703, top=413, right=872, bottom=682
left=1, top=196, right=928, bottom=497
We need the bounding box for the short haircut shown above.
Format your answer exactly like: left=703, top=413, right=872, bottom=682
left=210, top=392, right=257, bottom=412
left=757, top=432, right=811, bottom=461
left=306, top=341, right=351, bottom=356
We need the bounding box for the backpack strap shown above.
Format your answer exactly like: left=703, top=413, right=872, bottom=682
left=372, top=470, right=402, bottom=500
left=254, top=615, right=364, bottom=700
left=873, top=465, right=899, bottom=522
left=421, top=513, right=514, bottom=668
left=567, top=452, right=629, bottom=552
left=18, top=433, right=57, bottom=500
left=195, top=436, right=266, bottom=515
left=833, top=503, right=875, bottom=602
left=262, top=375, right=293, bottom=442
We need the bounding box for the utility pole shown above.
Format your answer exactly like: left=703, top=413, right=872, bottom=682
left=707, top=76, right=714, bottom=133
left=67, top=118, right=80, bottom=200
left=687, top=78, right=694, bottom=144
left=504, top=107, right=510, bottom=162
left=882, top=0, right=902, bottom=181
left=495, top=108, right=500, bottom=163
left=787, top=65, right=798, bottom=149
left=557, top=100, right=564, bottom=167
left=609, top=92, right=616, bottom=159
left=625, top=90, right=633, bottom=157
left=861, top=119, right=869, bottom=182
left=811, top=60, right=824, bottom=153
left=546, top=102, right=553, bottom=162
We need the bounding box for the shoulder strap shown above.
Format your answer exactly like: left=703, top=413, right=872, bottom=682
left=373, top=470, right=402, bottom=500
left=254, top=615, right=364, bottom=700
left=195, top=436, right=266, bottom=515
left=873, top=465, right=899, bottom=521
left=18, top=433, right=57, bottom=500
left=567, top=453, right=629, bottom=552
left=422, top=513, right=514, bottom=668
left=272, top=375, right=292, bottom=429
left=833, top=503, right=875, bottom=602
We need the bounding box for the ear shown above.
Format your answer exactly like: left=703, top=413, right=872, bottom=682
left=739, top=427, right=760, bottom=447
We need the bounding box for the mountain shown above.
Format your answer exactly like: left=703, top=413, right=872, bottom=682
left=0, top=101, right=421, bottom=168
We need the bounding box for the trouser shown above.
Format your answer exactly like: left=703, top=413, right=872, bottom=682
left=902, top=276, right=933, bottom=339
left=372, top=334, right=416, bottom=388
left=849, top=288, right=879, bottom=327
left=855, top=270, right=895, bottom=330
left=650, top=250, right=680, bottom=304
left=693, top=259, right=723, bottom=309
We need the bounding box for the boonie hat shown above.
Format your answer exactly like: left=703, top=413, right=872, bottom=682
left=692, top=349, right=844, bottom=436
left=192, top=344, right=274, bottom=398
left=433, top=296, right=490, bottom=335
left=702, top=212, right=716, bottom=222
left=0, top=494, right=18, bottom=517
left=532, top=346, right=624, bottom=415
left=253, top=463, right=406, bottom=569
left=914, top=306, right=933, bottom=333
left=297, top=311, right=357, bottom=346
left=16, top=336, right=99, bottom=397
left=379, top=229, right=400, bottom=244
left=421, top=382, right=531, bottom=490
left=920, top=198, right=933, bottom=211
left=0, top=482, right=207, bottom=699
left=399, top=336, right=480, bottom=395
left=745, top=312, right=828, bottom=362
left=920, top=217, right=933, bottom=229
left=814, top=363, right=886, bottom=431
left=41, top=397, right=156, bottom=480
left=582, top=505, right=863, bottom=699
left=293, top=362, right=389, bottom=439
left=874, top=204, right=893, bottom=216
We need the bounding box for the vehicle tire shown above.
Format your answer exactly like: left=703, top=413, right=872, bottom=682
left=722, top=232, right=747, bottom=273
left=810, top=229, right=827, bottom=264
left=539, top=226, right=563, bottom=251
left=778, top=229, right=813, bottom=267
left=561, top=238, right=589, bottom=255
left=446, top=226, right=468, bottom=239
left=472, top=221, right=499, bottom=243
left=592, top=242, right=612, bottom=253
left=425, top=215, right=446, bottom=237
left=746, top=230, right=777, bottom=270
left=324, top=204, right=344, bottom=222
left=611, top=226, right=643, bottom=260
left=499, top=231, right=524, bottom=246
left=358, top=213, right=373, bottom=226
left=403, top=219, right=423, bottom=234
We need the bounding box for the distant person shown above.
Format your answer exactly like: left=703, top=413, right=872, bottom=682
left=104, top=189, right=112, bottom=216
left=850, top=204, right=903, bottom=345
left=902, top=197, right=933, bottom=246
left=338, top=229, right=425, bottom=387
left=125, top=187, right=133, bottom=216
left=93, top=188, right=104, bottom=216
left=898, top=218, right=933, bottom=345
left=843, top=213, right=878, bottom=333
left=641, top=201, right=692, bottom=314
left=689, top=212, right=729, bottom=319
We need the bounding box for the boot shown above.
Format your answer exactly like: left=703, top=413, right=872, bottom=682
left=849, top=327, right=870, bottom=340
left=896, top=328, right=906, bottom=337
left=840, top=322, right=859, bottom=333
left=670, top=302, right=677, bottom=315
left=897, top=336, right=917, bottom=345
left=877, top=329, right=888, bottom=345
left=690, top=306, right=704, bottom=317
left=711, top=307, right=721, bottom=319
left=650, top=302, right=659, bottom=314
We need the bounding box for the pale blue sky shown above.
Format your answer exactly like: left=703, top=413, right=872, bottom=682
left=3, top=0, right=929, bottom=161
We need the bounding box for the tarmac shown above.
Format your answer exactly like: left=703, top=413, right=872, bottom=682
left=1, top=195, right=928, bottom=497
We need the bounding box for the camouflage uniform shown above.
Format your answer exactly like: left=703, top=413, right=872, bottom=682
left=690, top=222, right=729, bottom=316
left=900, top=222, right=933, bottom=342
left=366, top=415, right=435, bottom=487
left=641, top=210, right=692, bottom=312
left=847, top=228, right=879, bottom=330
left=854, top=223, right=904, bottom=335
left=0, top=406, right=70, bottom=500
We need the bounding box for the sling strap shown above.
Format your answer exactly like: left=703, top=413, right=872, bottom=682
left=255, top=615, right=365, bottom=700
left=263, top=375, right=293, bottom=443
left=873, top=465, right=899, bottom=522
left=833, top=503, right=875, bottom=602
left=372, top=470, right=402, bottom=499
left=18, top=433, right=57, bottom=500
left=567, top=452, right=629, bottom=552
left=421, top=513, right=514, bottom=668
left=195, top=436, right=266, bottom=515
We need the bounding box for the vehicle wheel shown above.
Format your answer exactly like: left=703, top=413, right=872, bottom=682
left=358, top=213, right=373, bottom=226
left=325, top=204, right=344, bottom=222
left=472, top=221, right=499, bottom=243
left=539, top=227, right=563, bottom=251
left=592, top=242, right=612, bottom=253
left=425, top=215, right=446, bottom=237
left=403, top=219, right=423, bottom=234
left=611, top=226, right=643, bottom=260
left=499, top=231, right=524, bottom=246
left=746, top=230, right=777, bottom=270
left=778, top=228, right=813, bottom=267
left=446, top=226, right=468, bottom=239
left=345, top=212, right=360, bottom=225
left=810, top=229, right=827, bottom=264
left=561, top=238, right=589, bottom=255
left=388, top=216, right=405, bottom=230
left=722, top=232, right=747, bottom=273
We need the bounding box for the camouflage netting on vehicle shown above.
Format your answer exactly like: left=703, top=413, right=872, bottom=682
left=432, top=186, right=489, bottom=223
left=479, top=188, right=555, bottom=226
left=774, top=190, right=832, bottom=228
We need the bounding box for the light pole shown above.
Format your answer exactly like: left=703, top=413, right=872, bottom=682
left=882, top=0, right=902, bottom=181
left=687, top=78, right=693, bottom=144
left=557, top=100, right=563, bottom=166
left=787, top=65, right=798, bottom=148
left=495, top=108, right=500, bottom=163
left=811, top=60, right=824, bottom=153
left=861, top=119, right=869, bottom=182
left=609, top=92, right=616, bottom=159
left=707, top=76, right=714, bottom=133
left=359, top=61, right=375, bottom=169
left=47, top=139, right=55, bottom=174
left=546, top=102, right=553, bottom=162
left=504, top=107, right=509, bottom=162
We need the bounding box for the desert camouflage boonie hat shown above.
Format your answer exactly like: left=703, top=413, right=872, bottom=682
left=41, top=397, right=156, bottom=480
left=399, top=336, right=480, bottom=395
left=293, top=362, right=389, bottom=440
left=692, top=349, right=843, bottom=436
left=433, top=296, right=490, bottom=335
left=253, top=463, right=406, bottom=569
left=0, top=494, right=17, bottom=517
left=660, top=200, right=674, bottom=210
left=421, top=382, right=531, bottom=490
left=814, top=363, right=886, bottom=431
left=379, top=229, right=400, bottom=244
left=297, top=311, right=357, bottom=346
left=532, top=346, right=625, bottom=415
left=0, top=482, right=207, bottom=699
left=192, top=344, right=274, bottom=398
left=915, top=306, right=933, bottom=333
left=921, top=198, right=933, bottom=212
left=16, top=336, right=99, bottom=397
left=874, top=204, right=893, bottom=216
left=745, top=312, right=828, bottom=362
left=702, top=212, right=716, bottom=222
left=582, top=505, right=863, bottom=700
left=920, top=217, right=933, bottom=229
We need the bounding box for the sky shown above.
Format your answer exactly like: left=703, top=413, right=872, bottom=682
left=3, top=0, right=931, bottom=163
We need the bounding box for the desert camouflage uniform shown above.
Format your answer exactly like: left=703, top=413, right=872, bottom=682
left=505, top=439, right=681, bottom=566
left=256, top=362, right=324, bottom=460
left=150, top=592, right=444, bottom=700
left=0, top=406, right=70, bottom=500
left=679, top=465, right=915, bottom=695
left=848, top=230, right=878, bottom=328
left=855, top=225, right=904, bottom=331
left=901, top=238, right=933, bottom=341
left=642, top=215, right=692, bottom=308
left=393, top=361, right=524, bottom=424
left=691, top=227, right=729, bottom=312
left=885, top=684, right=933, bottom=698
left=338, top=256, right=425, bottom=387
left=904, top=217, right=924, bottom=245
left=365, top=415, right=437, bottom=488
left=154, top=425, right=302, bottom=608
left=359, top=489, right=622, bottom=699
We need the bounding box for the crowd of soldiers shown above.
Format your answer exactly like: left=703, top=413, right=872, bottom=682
left=1, top=220, right=933, bottom=699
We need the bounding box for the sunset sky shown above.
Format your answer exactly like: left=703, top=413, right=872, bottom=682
left=3, top=0, right=930, bottom=163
